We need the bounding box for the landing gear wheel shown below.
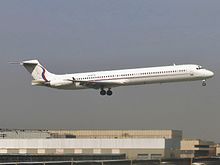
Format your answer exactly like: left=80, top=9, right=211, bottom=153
left=107, top=90, right=113, bottom=96
left=202, top=80, right=206, bottom=86
left=100, top=90, right=106, bottom=96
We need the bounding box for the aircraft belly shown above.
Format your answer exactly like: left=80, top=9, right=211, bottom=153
left=52, top=84, right=87, bottom=90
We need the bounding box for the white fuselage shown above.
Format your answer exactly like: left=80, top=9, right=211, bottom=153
left=11, top=59, right=214, bottom=95
left=47, top=64, right=214, bottom=90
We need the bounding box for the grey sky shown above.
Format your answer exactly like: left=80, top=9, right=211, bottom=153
left=0, top=0, right=220, bottom=142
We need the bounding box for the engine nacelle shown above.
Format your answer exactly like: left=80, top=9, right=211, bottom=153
left=49, top=80, right=73, bottom=87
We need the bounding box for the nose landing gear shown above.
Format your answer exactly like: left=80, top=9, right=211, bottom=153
left=202, top=80, right=206, bottom=86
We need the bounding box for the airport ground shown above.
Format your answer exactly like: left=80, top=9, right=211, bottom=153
left=0, top=155, right=220, bottom=165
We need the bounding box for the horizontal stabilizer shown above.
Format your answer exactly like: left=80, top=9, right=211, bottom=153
left=22, top=60, right=40, bottom=65
left=9, top=60, right=40, bottom=66
left=8, top=61, right=22, bottom=65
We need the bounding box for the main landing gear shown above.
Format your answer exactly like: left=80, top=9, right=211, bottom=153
left=202, top=80, right=206, bottom=86
left=100, top=88, right=113, bottom=96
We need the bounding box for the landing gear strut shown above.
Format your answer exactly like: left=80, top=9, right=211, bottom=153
left=202, top=80, right=206, bottom=86
left=100, top=88, right=113, bottom=96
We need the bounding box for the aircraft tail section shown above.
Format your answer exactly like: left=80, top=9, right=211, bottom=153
left=21, top=59, right=55, bottom=82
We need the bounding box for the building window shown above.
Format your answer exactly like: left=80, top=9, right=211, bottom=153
left=137, top=154, right=149, bottom=160
left=151, top=154, right=162, bottom=159
left=112, top=149, right=120, bottom=154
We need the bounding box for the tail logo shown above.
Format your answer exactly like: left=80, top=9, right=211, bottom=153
left=40, top=66, right=49, bottom=82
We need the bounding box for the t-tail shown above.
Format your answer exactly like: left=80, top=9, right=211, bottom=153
left=10, top=60, right=55, bottom=86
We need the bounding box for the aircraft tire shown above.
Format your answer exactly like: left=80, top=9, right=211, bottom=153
left=100, top=90, right=106, bottom=95
left=107, top=90, right=113, bottom=96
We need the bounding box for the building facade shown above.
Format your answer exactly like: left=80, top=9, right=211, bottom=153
left=180, top=139, right=214, bottom=158
left=0, top=129, right=50, bottom=139
left=48, top=130, right=182, bottom=139
left=216, top=145, right=220, bottom=156
left=0, top=129, right=182, bottom=159
left=0, top=138, right=179, bottom=159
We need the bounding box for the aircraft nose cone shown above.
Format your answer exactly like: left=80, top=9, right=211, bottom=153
left=207, top=70, right=214, bottom=78
left=210, top=71, right=214, bottom=77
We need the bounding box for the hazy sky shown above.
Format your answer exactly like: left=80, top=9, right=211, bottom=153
left=0, top=0, right=220, bottom=142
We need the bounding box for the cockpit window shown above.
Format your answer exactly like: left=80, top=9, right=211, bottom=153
left=196, top=66, right=203, bottom=70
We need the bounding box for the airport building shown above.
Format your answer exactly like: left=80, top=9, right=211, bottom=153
left=0, top=129, right=50, bottom=139
left=0, top=138, right=179, bottom=159
left=180, top=138, right=215, bottom=158
left=1, top=129, right=218, bottom=159
left=48, top=130, right=182, bottom=139
left=216, top=144, right=220, bottom=156
left=0, top=129, right=181, bottom=159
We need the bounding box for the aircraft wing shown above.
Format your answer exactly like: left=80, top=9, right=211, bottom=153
left=67, top=78, right=125, bottom=89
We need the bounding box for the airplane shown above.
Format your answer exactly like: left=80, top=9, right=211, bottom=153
left=10, top=59, right=214, bottom=96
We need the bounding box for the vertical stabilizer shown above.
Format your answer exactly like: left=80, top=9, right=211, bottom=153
left=21, top=60, right=54, bottom=81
